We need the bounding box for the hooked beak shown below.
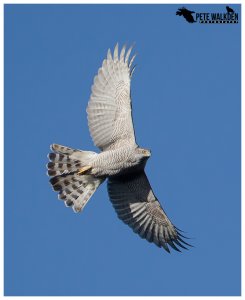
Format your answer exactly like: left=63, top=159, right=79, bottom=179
left=144, top=149, right=151, bottom=157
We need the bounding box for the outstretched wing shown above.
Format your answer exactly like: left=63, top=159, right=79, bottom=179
left=107, top=171, right=191, bottom=253
left=87, top=43, right=137, bottom=151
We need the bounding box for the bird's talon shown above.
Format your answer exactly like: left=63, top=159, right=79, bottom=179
left=77, top=166, right=92, bottom=175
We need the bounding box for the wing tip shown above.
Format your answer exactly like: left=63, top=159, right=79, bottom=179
left=159, top=226, right=193, bottom=253
left=107, top=42, right=137, bottom=68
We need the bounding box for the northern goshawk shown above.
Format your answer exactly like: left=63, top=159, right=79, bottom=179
left=47, top=44, right=191, bottom=253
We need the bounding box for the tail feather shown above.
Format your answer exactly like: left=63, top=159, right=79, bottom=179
left=55, top=173, right=104, bottom=212
left=47, top=143, right=97, bottom=177
left=47, top=161, right=82, bottom=176
left=47, top=144, right=104, bottom=212
left=48, top=152, right=72, bottom=163
left=51, top=143, right=97, bottom=163
left=51, top=144, right=77, bottom=155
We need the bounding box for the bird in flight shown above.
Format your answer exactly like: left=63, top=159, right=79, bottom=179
left=47, top=44, right=191, bottom=253
left=176, top=7, right=196, bottom=23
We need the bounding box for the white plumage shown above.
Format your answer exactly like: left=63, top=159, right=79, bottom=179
left=47, top=43, right=191, bottom=253
left=87, top=44, right=136, bottom=150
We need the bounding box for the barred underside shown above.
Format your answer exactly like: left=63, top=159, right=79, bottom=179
left=47, top=144, right=104, bottom=212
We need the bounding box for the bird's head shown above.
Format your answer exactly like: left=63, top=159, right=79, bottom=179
left=136, top=147, right=151, bottom=160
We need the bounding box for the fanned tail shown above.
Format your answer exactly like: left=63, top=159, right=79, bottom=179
left=47, top=144, right=105, bottom=212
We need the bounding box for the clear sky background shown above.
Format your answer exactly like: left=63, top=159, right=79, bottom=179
left=5, top=4, right=241, bottom=296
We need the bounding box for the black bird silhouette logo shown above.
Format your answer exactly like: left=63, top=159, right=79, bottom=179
left=226, top=6, right=235, bottom=13
left=176, top=7, right=196, bottom=23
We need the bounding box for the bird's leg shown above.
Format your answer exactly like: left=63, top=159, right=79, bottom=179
left=77, top=166, right=92, bottom=175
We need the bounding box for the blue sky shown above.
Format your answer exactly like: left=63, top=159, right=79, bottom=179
left=5, top=4, right=241, bottom=296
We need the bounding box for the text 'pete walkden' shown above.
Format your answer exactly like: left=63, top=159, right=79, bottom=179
left=196, top=12, right=238, bottom=23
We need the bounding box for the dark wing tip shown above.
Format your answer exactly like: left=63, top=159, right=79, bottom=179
left=161, top=226, right=194, bottom=253
left=168, top=240, right=182, bottom=252
left=175, top=229, right=194, bottom=248
left=161, top=242, right=170, bottom=253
